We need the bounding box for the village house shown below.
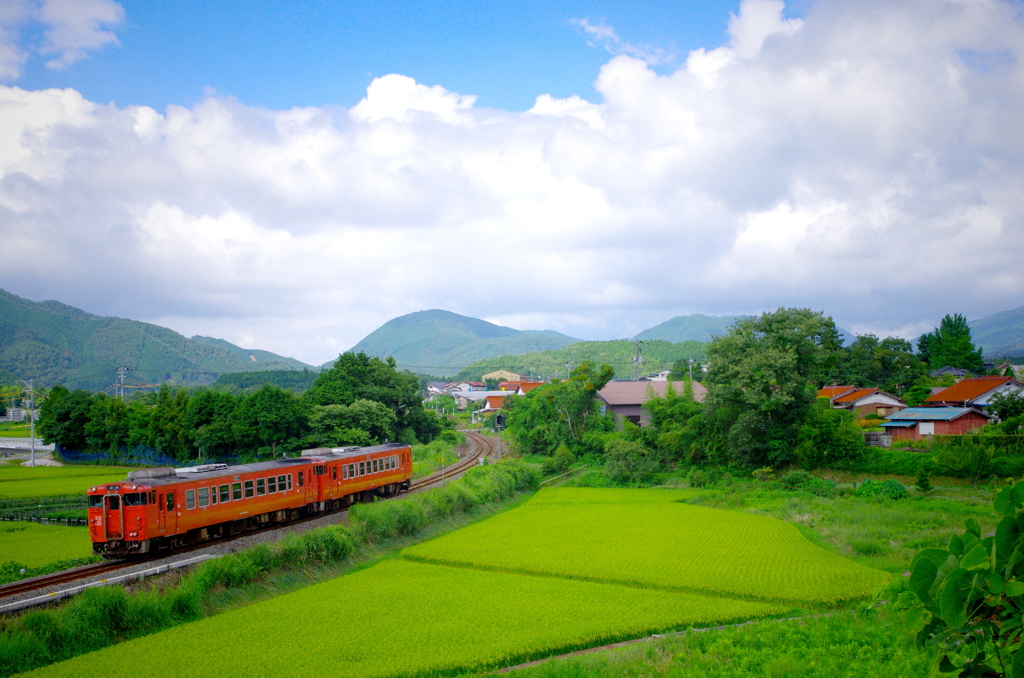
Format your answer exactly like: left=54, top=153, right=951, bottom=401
left=482, top=369, right=526, bottom=382
left=880, top=407, right=994, bottom=442
left=597, top=380, right=707, bottom=427
left=924, top=376, right=1024, bottom=410
left=816, top=386, right=906, bottom=419
left=498, top=380, right=545, bottom=394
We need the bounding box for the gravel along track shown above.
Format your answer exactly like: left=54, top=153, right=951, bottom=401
left=0, top=431, right=496, bottom=609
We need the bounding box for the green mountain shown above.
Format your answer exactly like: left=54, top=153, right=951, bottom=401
left=347, top=309, right=581, bottom=376
left=454, top=339, right=709, bottom=382
left=634, top=314, right=750, bottom=343
left=637, top=313, right=856, bottom=346
left=0, top=288, right=314, bottom=391
left=970, top=305, right=1024, bottom=357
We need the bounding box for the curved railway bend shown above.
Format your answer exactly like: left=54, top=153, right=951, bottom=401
left=0, top=431, right=496, bottom=609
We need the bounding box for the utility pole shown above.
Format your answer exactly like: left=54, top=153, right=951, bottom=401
left=116, top=367, right=128, bottom=400
left=688, top=358, right=695, bottom=381
left=563, top=360, right=575, bottom=380
left=631, top=340, right=643, bottom=381
left=20, top=379, right=35, bottom=466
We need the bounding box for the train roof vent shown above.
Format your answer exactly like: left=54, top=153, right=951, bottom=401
left=175, top=464, right=229, bottom=474
left=127, top=467, right=178, bottom=481
left=330, top=446, right=360, bottom=455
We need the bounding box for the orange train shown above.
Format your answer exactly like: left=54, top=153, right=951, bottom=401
left=86, top=443, right=413, bottom=557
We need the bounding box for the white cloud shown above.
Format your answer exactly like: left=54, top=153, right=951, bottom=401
left=2, top=0, right=1024, bottom=365
left=571, top=18, right=675, bottom=66
left=0, top=0, right=123, bottom=79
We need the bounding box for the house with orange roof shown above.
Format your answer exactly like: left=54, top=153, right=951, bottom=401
left=924, top=376, right=1024, bottom=410
left=817, top=386, right=856, bottom=400
left=498, top=380, right=545, bottom=394
left=830, top=388, right=906, bottom=420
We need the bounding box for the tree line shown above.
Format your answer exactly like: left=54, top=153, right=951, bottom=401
left=38, top=353, right=446, bottom=462
left=503, top=308, right=1013, bottom=478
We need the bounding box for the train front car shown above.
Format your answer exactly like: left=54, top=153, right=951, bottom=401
left=87, top=479, right=160, bottom=557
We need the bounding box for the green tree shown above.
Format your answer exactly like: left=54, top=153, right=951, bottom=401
left=183, top=389, right=239, bottom=459
left=308, top=399, right=397, bottom=447
left=904, top=384, right=933, bottom=407
left=919, top=313, right=984, bottom=371
left=838, top=335, right=924, bottom=392
left=232, top=384, right=303, bottom=457
left=703, top=308, right=844, bottom=467
left=645, top=381, right=704, bottom=461
left=305, top=352, right=440, bottom=443
left=990, top=390, right=1024, bottom=436
left=37, top=386, right=92, bottom=452
left=793, top=399, right=865, bottom=469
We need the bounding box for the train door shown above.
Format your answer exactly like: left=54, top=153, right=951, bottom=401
left=104, top=494, right=123, bottom=540
left=165, top=490, right=178, bottom=533
left=157, top=493, right=167, bottom=532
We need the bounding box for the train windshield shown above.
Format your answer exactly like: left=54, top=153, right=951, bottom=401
left=123, top=492, right=146, bottom=506
left=88, top=495, right=102, bottom=508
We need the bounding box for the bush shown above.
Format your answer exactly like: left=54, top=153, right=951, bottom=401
left=855, top=478, right=908, bottom=499
left=915, top=471, right=932, bottom=494
left=603, top=439, right=661, bottom=485
left=775, top=470, right=836, bottom=497
left=751, top=466, right=774, bottom=483
left=541, top=445, right=576, bottom=476
left=687, top=467, right=718, bottom=488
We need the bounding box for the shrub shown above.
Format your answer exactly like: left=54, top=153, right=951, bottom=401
left=855, top=478, right=908, bottom=500
left=687, top=468, right=718, bottom=488
left=775, top=470, right=836, bottom=497
left=914, top=471, right=932, bottom=494
left=751, top=467, right=774, bottom=483
left=541, top=445, right=575, bottom=476
left=603, top=439, right=661, bottom=485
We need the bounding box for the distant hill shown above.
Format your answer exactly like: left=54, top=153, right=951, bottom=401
left=634, top=314, right=750, bottom=343
left=347, top=309, right=581, bottom=376
left=970, top=305, right=1024, bottom=357
left=454, top=339, right=709, bottom=382
left=0, top=288, right=315, bottom=391
left=636, top=313, right=856, bottom=346
left=210, top=369, right=319, bottom=394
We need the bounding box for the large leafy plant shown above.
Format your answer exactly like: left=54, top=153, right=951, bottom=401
left=903, top=482, right=1024, bottom=676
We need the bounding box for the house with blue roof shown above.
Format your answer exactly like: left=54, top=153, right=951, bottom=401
left=881, top=407, right=994, bottom=442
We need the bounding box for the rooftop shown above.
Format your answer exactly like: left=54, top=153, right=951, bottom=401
left=925, top=376, right=1013, bottom=404
left=883, top=407, right=993, bottom=422
left=598, top=380, right=707, bottom=406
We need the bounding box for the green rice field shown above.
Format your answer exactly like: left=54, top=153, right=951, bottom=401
left=0, top=463, right=128, bottom=499
left=22, top=487, right=890, bottom=678
left=403, top=487, right=891, bottom=606
left=19, top=559, right=781, bottom=678
left=0, top=522, right=94, bottom=568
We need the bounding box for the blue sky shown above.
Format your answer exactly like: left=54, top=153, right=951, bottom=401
left=14, top=0, right=763, bottom=111
left=1, top=0, right=1023, bottom=365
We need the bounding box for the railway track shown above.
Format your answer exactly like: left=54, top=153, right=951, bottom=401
left=0, top=431, right=497, bottom=601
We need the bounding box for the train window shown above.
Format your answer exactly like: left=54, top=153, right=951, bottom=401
left=287, top=474, right=293, bottom=490
left=211, top=489, right=218, bottom=505
left=315, top=465, right=325, bottom=476
left=332, top=466, right=337, bottom=480
left=359, top=461, right=365, bottom=476
left=298, top=472, right=304, bottom=487
left=166, top=493, right=174, bottom=511
left=244, top=480, right=255, bottom=498
left=341, top=465, right=347, bottom=480
left=124, top=492, right=144, bottom=506
left=107, top=495, right=120, bottom=510
left=232, top=482, right=242, bottom=501
left=349, top=463, right=355, bottom=478
left=256, top=479, right=266, bottom=495
left=198, top=487, right=210, bottom=507
left=89, top=495, right=102, bottom=508
left=268, top=476, right=277, bottom=493
left=186, top=490, right=196, bottom=510
left=220, top=484, right=230, bottom=503
left=279, top=474, right=288, bottom=491
left=149, top=490, right=156, bottom=504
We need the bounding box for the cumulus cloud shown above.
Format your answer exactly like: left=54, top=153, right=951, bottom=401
left=2, top=0, right=1024, bottom=364
left=0, top=0, right=123, bottom=78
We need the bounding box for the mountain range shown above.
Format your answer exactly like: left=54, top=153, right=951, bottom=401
left=3, top=285, right=1022, bottom=391
left=0, top=288, right=313, bottom=391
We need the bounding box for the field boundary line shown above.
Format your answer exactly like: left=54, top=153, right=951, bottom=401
left=539, top=465, right=588, bottom=485
left=399, top=554, right=872, bottom=608
left=494, top=608, right=859, bottom=673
